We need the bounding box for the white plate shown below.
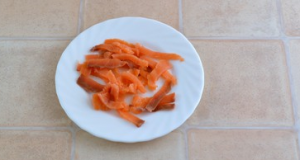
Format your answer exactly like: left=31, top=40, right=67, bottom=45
left=55, top=17, right=204, bottom=143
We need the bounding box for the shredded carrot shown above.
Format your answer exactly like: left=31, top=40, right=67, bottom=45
left=137, top=43, right=184, bottom=61
left=87, top=59, right=127, bottom=68
left=147, top=60, right=172, bottom=90
left=112, top=54, right=148, bottom=68
left=146, top=81, right=172, bottom=112
left=92, top=94, right=110, bottom=111
left=117, top=109, right=144, bottom=127
left=76, top=39, right=184, bottom=127
left=77, top=74, right=104, bottom=92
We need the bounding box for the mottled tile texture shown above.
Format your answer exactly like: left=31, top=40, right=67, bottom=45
left=281, top=0, right=300, bottom=36
left=83, top=0, right=179, bottom=30
left=188, top=130, right=299, bottom=160
left=0, top=0, right=80, bottom=37
left=0, top=41, right=71, bottom=126
left=183, top=0, right=280, bottom=37
left=75, top=130, right=185, bottom=160
left=188, top=40, right=293, bottom=126
left=0, top=130, right=72, bottom=160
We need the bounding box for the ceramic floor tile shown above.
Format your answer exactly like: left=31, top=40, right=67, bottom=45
left=182, top=0, right=280, bottom=37
left=0, top=130, right=71, bottom=160
left=83, top=0, right=178, bottom=30
left=280, top=0, right=300, bottom=36
left=75, top=130, right=185, bottom=160
left=288, top=40, right=300, bottom=120
left=0, top=41, right=71, bottom=126
left=0, top=0, right=80, bottom=37
left=187, top=40, right=293, bottom=127
left=188, top=129, right=299, bottom=160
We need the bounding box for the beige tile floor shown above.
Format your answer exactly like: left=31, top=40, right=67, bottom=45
left=0, top=0, right=300, bottom=159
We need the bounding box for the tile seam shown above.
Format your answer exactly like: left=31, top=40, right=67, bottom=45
left=77, top=0, right=84, bottom=34
left=178, top=0, right=183, bottom=33
left=70, top=128, right=77, bottom=160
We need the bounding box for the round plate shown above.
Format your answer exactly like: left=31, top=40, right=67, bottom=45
left=55, top=17, right=204, bottom=143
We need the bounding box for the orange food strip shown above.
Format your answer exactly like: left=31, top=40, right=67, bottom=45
left=146, top=80, right=172, bottom=112
left=147, top=60, right=172, bottom=90
left=140, top=56, right=177, bottom=85
left=91, top=44, right=122, bottom=54
left=103, top=52, right=112, bottom=59
left=159, top=93, right=175, bottom=105
left=106, top=70, right=119, bottom=84
left=110, top=84, right=119, bottom=101
left=77, top=74, right=104, bottom=92
left=137, top=43, right=184, bottom=61
left=87, top=59, right=127, bottom=68
left=154, top=103, right=175, bottom=112
left=80, top=62, right=91, bottom=76
left=92, top=94, right=110, bottom=111
left=112, top=54, right=148, bottom=68
left=104, top=39, right=134, bottom=47
left=98, top=92, right=124, bottom=109
left=130, top=68, right=140, bottom=76
left=76, top=62, right=82, bottom=71
left=132, top=95, right=151, bottom=108
left=85, top=54, right=101, bottom=60
left=112, top=42, right=134, bottom=54
left=121, top=72, right=146, bottom=93
left=90, top=69, right=109, bottom=82
left=129, top=107, right=144, bottom=114
left=117, top=109, right=145, bottom=127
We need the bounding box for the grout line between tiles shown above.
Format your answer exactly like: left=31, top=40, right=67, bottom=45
left=70, top=127, right=77, bottom=160
left=77, top=0, right=84, bottom=34
left=183, top=129, right=189, bottom=160
left=178, top=0, right=183, bottom=33
left=276, top=0, right=300, bottom=156
left=0, top=37, right=74, bottom=40
left=282, top=39, right=299, bottom=129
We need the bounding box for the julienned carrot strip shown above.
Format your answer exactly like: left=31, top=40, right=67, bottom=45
left=120, top=72, right=146, bottom=93
left=147, top=60, right=172, bottom=90
left=137, top=43, right=184, bottom=61
left=87, top=59, right=127, bottom=68
left=85, top=54, right=101, bottom=60
left=77, top=74, right=104, bottom=92
left=90, top=69, right=109, bottom=83
left=91, top=44, right=122, bottom=54
left=110, top=84, right=119, bottom=101
left=132, top=93, right=174, bottom=108
left=112, top=42, right=135, bottom=54
left=104, top=39, right=134, bottom=47
left=112, top=54, right=148, bottom=68
left=76, top=62, right=82, bottom=71
left=146, top=81, right=172, bottom=112
left=106, top=70, right=119, bottom=84
left=98, top=92, right=124, bottom=109
left=80, top=62, right=91, bottom=76
left=140, top=56, right=177, bottom=85
left=130, top=68, right=140, bottom=76
left=103, top=52, right=112, bottom=59
left=129, top=107, right=144, bottom=114
left=154, top=103, right=175, bottom=112
left=76, top=39, right=183, bottom=127
left=117, top=109, right=145, bottom=127
left=92, top=94, right=110, bottom=111
left=159, top=93, right=175, bottom=105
